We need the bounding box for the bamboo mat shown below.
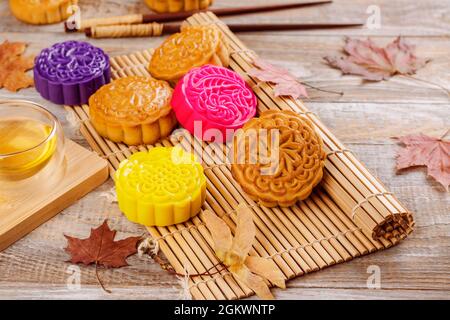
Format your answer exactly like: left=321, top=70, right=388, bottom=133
left=65, top=12, right=414, bottom=300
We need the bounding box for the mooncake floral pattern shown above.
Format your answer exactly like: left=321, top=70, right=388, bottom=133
left=34, top=41, right=110, bottom=105
left=231, top=110, right=326, bottom=207
left=149, top=26, right=228, bottom=83
left=183, top=65, right=256, bottom=125
left=115, top=147, right=207, bottom=226
left=89, top=76, right=173, bottom=126
left=35, top=41, right=109, bottom=84
left=116, top=149, right=204, bottom=202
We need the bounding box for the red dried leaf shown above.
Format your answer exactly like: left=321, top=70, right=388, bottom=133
left=324, top=37, right=430, bottom=81
left=0, top=40, right=34, bottom=92
left=248, top=57, right=308, bottom=99
left=395, top=133, right=450, bottom=191
left=64, top=220, right=140, bottom=268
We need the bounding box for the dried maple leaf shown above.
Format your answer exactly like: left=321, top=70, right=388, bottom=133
left=0, top=40, right=34, bottom=92
left=248, top=57, right=309, bottom=99
left=64, top=220, right=141, bottom=293
left=204, top=205, right=286, bottom=300
left=65, top=220, right=140, bottom=268
left=394, top=132, right=450, bottom=191
left=324, top=37, right=430, bottom=81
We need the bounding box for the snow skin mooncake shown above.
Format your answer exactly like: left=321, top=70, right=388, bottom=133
left=115, top=147, right=207, bottom=226
left=171, top=64, right=257, bottom=143
left=34, top=41, right=110, bottom=105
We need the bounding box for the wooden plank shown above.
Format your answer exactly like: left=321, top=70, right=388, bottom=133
left=0, top=0, right=448, bottom=301
left=0, top=140, right=109, bottom=251
left=1, top=0, right=450, bottom=36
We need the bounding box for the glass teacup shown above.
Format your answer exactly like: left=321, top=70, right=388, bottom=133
left=0, top=100, right=66, bottom=206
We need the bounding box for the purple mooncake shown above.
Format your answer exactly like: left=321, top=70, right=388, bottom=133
left=34, top=41, right=111, bottom=105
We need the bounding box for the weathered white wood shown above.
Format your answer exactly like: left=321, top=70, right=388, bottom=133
left=0, top=0, right=448, bottom=300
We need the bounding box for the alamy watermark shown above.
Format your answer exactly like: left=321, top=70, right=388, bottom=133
left=170, top=124, right=281, bottom=176
left=366, top=5, right=381, bottom=30
left=66, top=265, right=81, bottom=290
left=366, top=265, right=381, bottom=289
left=65, top=5, right=81, bottom=31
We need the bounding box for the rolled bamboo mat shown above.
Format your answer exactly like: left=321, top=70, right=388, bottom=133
left=65, top=12, right=414, bottom=300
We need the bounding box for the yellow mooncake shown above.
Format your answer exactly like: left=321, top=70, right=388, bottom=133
left=148, top=25, right=229, bottom=85
left=89, top=76, right=177, bottom=146
left=9, top=0, right=78, bottom=25
left=144, top=0, right=213, bottom=13
left=115, top=147, right=207, bottom=227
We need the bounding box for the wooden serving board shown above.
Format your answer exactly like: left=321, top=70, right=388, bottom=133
left=0, top=140, right=109, bottom=251
left=67, top=12, right=414, bottom=300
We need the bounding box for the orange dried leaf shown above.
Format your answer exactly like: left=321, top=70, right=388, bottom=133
left=0, top=40, right=34, bottom=92
left=203, top=210, right=232, bottom=261
left=395, top=133, right=450, bottom=191
left=245, top=256, right=286, bottom=289
left=230, top=264, right=274, bottom=300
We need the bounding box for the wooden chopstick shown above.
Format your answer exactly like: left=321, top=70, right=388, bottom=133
left=142, top=0, right=334, bottom=22
left=85, top=22, right=364, bottom=39
left=65, top=0, right=333, bottom=32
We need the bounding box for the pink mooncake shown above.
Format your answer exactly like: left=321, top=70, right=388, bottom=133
left=171, top=64, right=257, bottom=143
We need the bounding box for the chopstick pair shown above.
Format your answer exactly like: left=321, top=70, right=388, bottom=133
left=85, top=21, right=364, bottom=39
left=65, top=0, right=334, bottom=31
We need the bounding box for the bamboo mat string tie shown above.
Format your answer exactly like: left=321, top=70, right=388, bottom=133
left=297, top=110, right=318, bottom=117
left=189, top=272, right=231, bottom=290
left=138, top=237, right=160, bottom=257
left=177, top=265, right=193, bottom=300
left=150, top=203, right=261, bottom=243
left=187, top=226, right=363, bottom=289
left=229, top=49, right=257, bottom=57
left=351, top=192, right=394, bottom=220
left=326, top=149, right=352, bottom=158
left=266, top=227, right=361, bottom=259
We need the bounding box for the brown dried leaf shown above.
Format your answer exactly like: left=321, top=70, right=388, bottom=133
left=0, top=40, right=34, bottom=92
left=245, top=256, right=286, bottom=289
left=324, top=37, right=430, bottom=81
left=204, top=205, right=286, bottom=299
left=203, top=210, right=232, bottom=262
left=64, top=220, right=140, bottom=268
left=229, top=204, right=256, bottom=265
left=230, top=264, right=274, bottom=300
left=395, top=133, right=450, bottom=191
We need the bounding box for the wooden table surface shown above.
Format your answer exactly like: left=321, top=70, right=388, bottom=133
left=0, top=0, right=449, bottom=300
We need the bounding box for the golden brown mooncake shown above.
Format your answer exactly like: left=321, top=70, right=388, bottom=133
left=231, top=110, right=326, bottom=207
left=89, top=76, right=177, bottom=146
left=148, top=25, right=229, bottom=85
left=144, top=0, right=213, bottom=13
left=9, top=0, right=78, bottom=25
